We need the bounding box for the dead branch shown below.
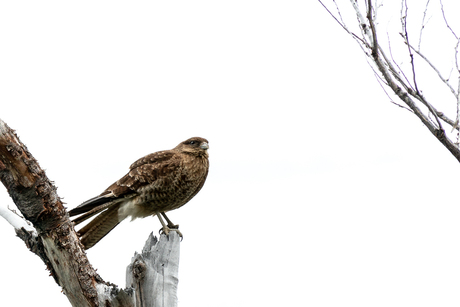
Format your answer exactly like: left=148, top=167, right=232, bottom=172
left=0, top=119, right=106, bottom=306
left=0, top=119, right=180, bottom=306
left=319, top=0, right=460, bottom=162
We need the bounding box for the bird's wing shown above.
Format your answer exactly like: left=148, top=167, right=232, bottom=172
left=129, top=150, right=176, bottom=170
left=68, top=150, right=178, bottom=217
left=68, top=191, right=114, bottom=216
left=109, top=150, right=178, bottom=195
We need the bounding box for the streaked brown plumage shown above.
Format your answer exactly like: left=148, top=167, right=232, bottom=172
left=69, top=137, right=209, bottom=249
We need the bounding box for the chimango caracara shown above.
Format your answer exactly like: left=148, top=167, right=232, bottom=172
left=69, top=137, right=209, bottom=249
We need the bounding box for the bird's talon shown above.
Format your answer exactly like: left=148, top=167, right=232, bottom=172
left=159, top=226, right=183, bottom=239
left=159, top=226, right=171, bottom=235
left=174, top=229, right=183, bottom=239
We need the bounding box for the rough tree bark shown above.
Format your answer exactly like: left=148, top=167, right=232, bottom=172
left=0, top=119, right=180, bottom=307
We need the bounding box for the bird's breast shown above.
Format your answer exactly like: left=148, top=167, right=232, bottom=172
left=123, top=156, right=208, bottom=219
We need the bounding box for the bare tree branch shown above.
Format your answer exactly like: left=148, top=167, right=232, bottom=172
left=0, top=205, right=36, bottom=232
left=320, top=0, right=460, bottom=160
left=0, top=119, right=106, bottom=306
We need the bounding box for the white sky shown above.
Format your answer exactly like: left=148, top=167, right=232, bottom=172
left=1, top=1, right=460, bottom=306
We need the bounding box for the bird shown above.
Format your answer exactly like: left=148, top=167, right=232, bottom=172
left=68, top=137, right=209, bottom=250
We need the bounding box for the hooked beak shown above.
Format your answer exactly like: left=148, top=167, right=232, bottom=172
left=200, top=142, right=209, bottom=150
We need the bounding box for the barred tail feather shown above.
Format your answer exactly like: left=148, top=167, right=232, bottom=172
left=78, top=204, right=123, bottom=249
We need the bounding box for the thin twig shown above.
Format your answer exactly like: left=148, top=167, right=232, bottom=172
left=318, top=0, right=369, bottom=47
left=387, top=32, right=416, bottom=94
left=379, top=43, right=415, bottom=96
left=405, top=42, right=457, bottom=96
left=332, top=0, right=347, bottom=27
left=438, top=0, right=460, bottom=135
left=401, top=0, right=420, bottom=94
left=317, top=0, right=349, bottom=33
left=439, top=0, right=458, bottom=40
left=453, top=38, right=460, bottom=135
left=418, top=0, right=431, bottom=51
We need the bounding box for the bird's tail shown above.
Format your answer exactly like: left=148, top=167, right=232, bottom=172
left=77, top=203, right=122, bottom=250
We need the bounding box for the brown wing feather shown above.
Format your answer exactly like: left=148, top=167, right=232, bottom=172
left=129, top=150, right=175, bottom=170
left=68, top=192, right=114, bottom=216
left=108, top=151, right=178, bottom=197
left=69, top=150, right=179, bottom=216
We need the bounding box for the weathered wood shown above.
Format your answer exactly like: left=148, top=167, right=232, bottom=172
left=95, top=284, right=136, bottom=307
left=0, top=119, right=182, bottom=306
left=126, top=232, right=180, bottom=307
left=0, top=120, right=103, bottom=306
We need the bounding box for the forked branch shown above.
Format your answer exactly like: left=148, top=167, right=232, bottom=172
left=319, top=0, right=460, bottom=161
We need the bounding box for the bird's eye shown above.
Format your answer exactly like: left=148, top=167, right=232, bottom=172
left=189, top=140, right=196, bottom=145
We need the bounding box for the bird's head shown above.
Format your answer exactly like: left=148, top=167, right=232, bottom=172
left=176, top=137, right=209, bottom=156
